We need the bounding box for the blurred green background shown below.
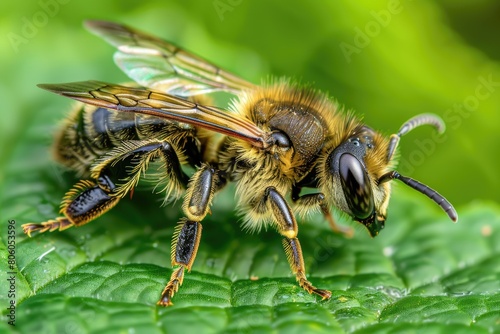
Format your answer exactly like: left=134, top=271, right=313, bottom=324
left=1, top=0, right=499, bottom=208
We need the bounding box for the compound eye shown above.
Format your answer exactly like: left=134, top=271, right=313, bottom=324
left=339, top=153, right=374, bottom=220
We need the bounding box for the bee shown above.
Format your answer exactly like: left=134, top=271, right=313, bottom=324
left=23, top=21, right=458, bottom=306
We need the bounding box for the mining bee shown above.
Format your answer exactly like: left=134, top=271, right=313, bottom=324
left=23, top=21, right=458, bottom=306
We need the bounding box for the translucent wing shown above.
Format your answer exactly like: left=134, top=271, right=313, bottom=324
left=38, top=81, right=269, bottom=149
left=85, top=20, right=257, bottom=97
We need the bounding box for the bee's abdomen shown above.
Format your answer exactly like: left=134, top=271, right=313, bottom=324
left=54, top=105, right=103, bottom=176
left=87, top=106, right=145, bottom=149
left=54, top=104, right=188, bottom=176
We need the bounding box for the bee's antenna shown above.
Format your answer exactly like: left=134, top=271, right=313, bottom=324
left=379, top=171, right=458, bottom=222
left=387, top=113, right=445, bottom=161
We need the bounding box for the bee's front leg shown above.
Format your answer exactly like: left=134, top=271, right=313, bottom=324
left=291, top=187, right=353, bottom=237
left=265, top=187, right=332, bottom=300
left=158, top=164, right=226, bottom=306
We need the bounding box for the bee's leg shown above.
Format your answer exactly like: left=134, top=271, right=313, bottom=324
left=90, top=141, right=190, bottom=199
left=22, top=175, right=120, bottom=236
left=266, top=186, right=332, bottom=300
left=23, top=141, right=189, bottom=237
left=157, top=219, right=201, bottom=306
left=291, top=187, right=353, bottom=237
left=158, top=164, right=225, bottom=306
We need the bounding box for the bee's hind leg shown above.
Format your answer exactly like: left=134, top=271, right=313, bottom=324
left=22, top=175, right=120, bottom=236
left=23, top=140, right=189, bottom=237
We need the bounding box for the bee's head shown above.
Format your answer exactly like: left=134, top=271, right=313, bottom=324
left=321, top=114, right=458, bottom=237
left=323, top=127, right=388, bottom=237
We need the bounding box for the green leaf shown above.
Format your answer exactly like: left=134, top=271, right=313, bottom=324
left=2, top=153, right=500, bottom=333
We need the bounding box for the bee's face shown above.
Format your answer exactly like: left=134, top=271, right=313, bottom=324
left=323, top=127, right=390, bottom=237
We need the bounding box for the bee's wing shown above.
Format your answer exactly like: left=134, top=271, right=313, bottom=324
left=38, top=81, right=269, bottom=149
left=85, top=20, right=257, bottom=97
